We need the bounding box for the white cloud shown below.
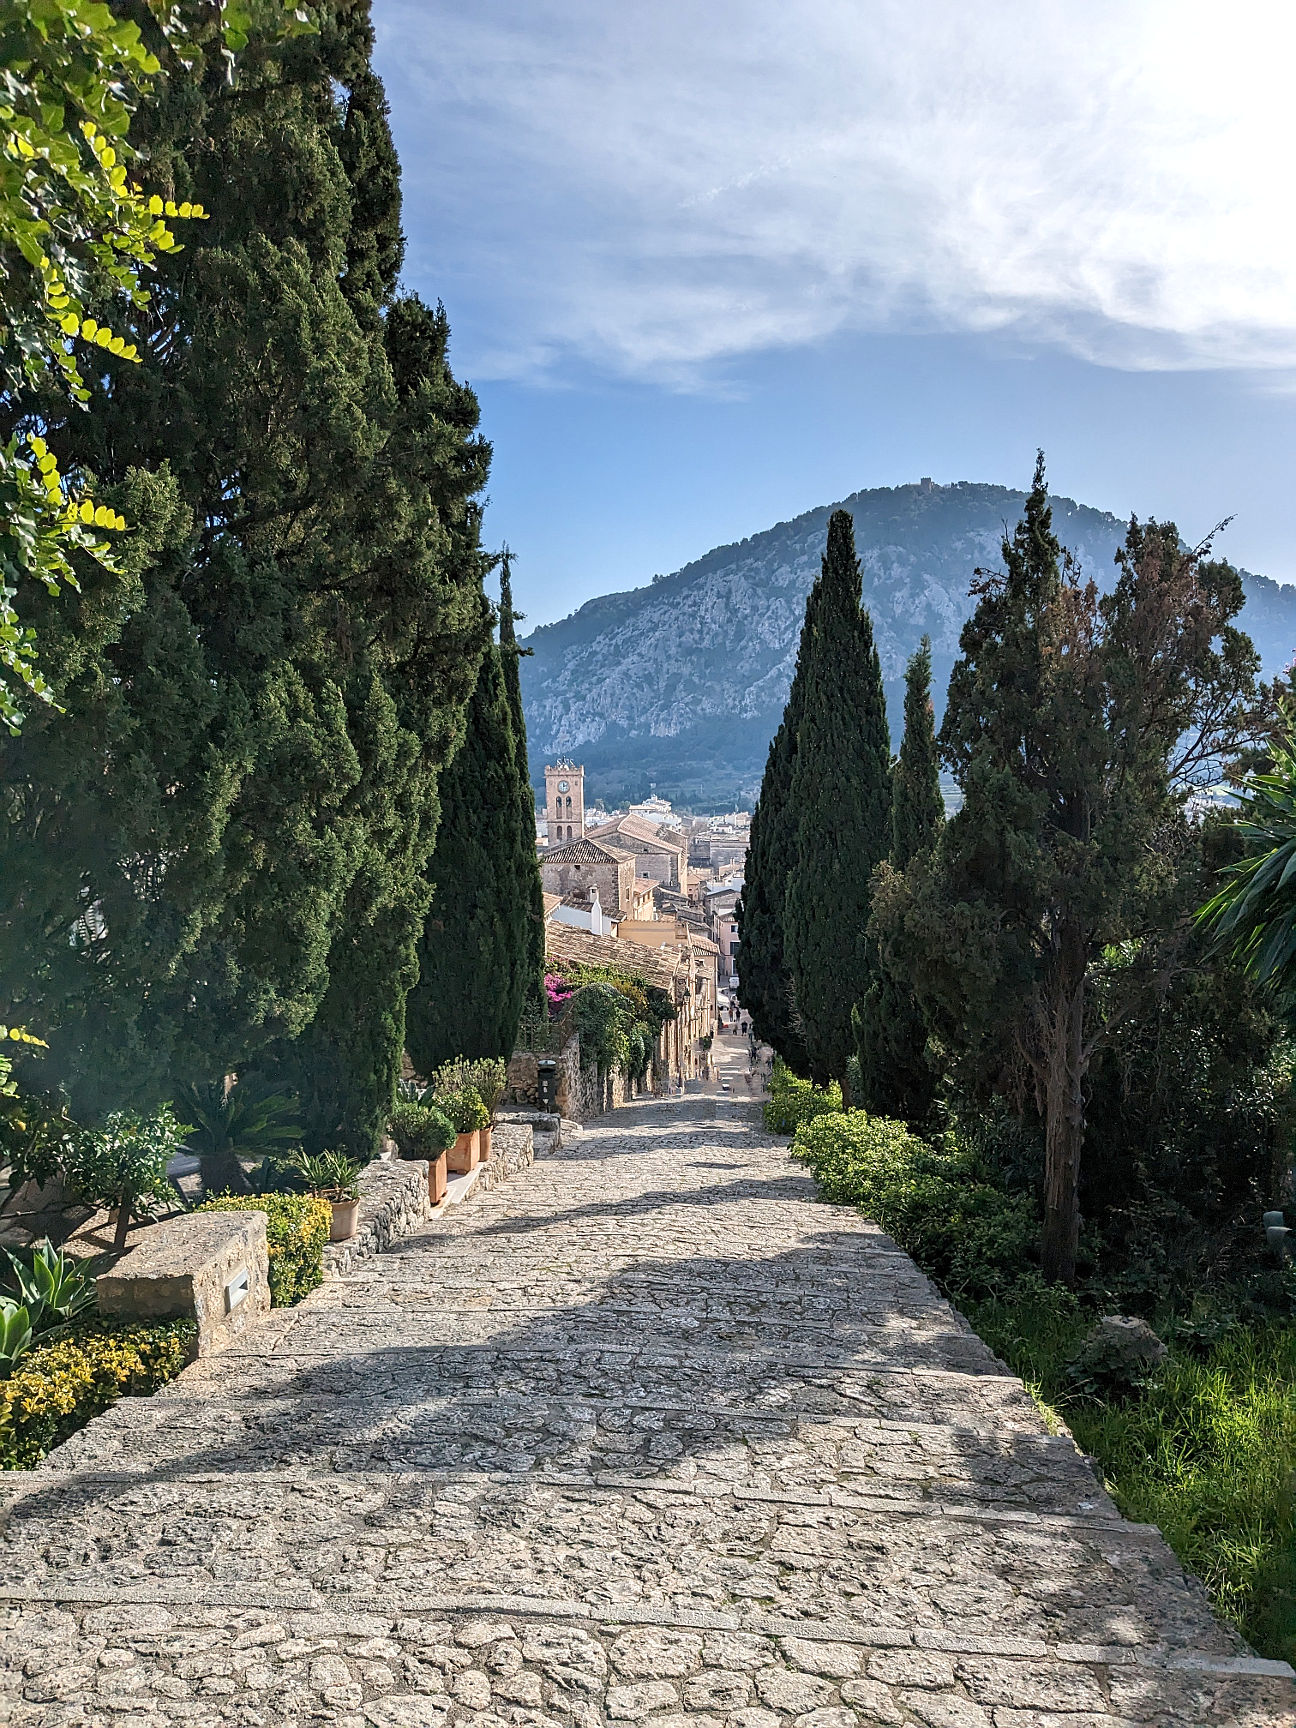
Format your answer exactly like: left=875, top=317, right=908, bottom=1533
left=373, top=0, right=1296, bottom=382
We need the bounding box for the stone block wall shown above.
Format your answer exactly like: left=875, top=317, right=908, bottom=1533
left=96, top=1212, right=270, bottom=1356
left=323, top=1156, right=431, bottom=1280
left=508, top=1034, right=581, bottom=1116
left=481, top=1121, right=535, bottom=1191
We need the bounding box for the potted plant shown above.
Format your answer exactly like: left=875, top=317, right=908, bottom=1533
left=464, top=1058, right=507, bottom=1160
left=295, top=1150, right=362, bottom=1241
left=441, top=1087, right=488, bottom=1173
left=387, top=1101, right=455, bottom=1204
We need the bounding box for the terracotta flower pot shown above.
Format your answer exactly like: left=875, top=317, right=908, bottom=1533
left=428, top=1150, right=448, bottom=1204
left=480, top=1124, right=493, bottom=1161
left=447, top=1129, right=479, bottom=1174
left=329, top=1196, right=360, bottom=1241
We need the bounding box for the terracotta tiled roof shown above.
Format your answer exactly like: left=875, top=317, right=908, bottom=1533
left=541, top=838, right=624, bottom=866
left=589, top=815, right=686, bottom=855
left=545, top=920, right=677, bottom=989
left=542, top=893, right=563, bottom=918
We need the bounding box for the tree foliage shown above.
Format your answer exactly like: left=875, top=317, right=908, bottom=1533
left=404, top=639, right=535, bottom=1077
left=0, top=4, right=490, bottom=1155
left=783, top=509, right=892, bottom=1091
left=498, top=550, right=546, bottom=1014
left=0, top=0, right=313, bottom=729
left=857, top=636, right=943, bottom=1120
left=874, top=456, right=1272, bottom=1282
left=1198, top=737, right=1296, bottom=1005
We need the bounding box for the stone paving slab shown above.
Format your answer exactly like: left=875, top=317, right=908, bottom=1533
left=0, top=1096, right=1291, bottom=1726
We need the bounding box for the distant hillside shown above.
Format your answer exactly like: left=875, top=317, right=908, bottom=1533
left=520, top=480, right=1296, bottom=808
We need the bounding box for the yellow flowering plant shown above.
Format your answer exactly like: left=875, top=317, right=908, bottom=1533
left=0, top=1, right=314, bottom=731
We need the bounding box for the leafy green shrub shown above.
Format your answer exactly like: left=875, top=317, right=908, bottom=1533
left=763, top=1058, right=842, bottom=1134
left=792, top=1109, right=1037, bottom=1298
left=196, top=1194, right=329, bottom=1306
left=439, top=1088, right=489, bottom=1135
left=0, top=1320, right=196, bottom=1469
left=61, top=1104, right=190, bottom=1250
left=430, top=1057, right=508, bottom=1121
left=388, top=1101, right=456, bottom=1159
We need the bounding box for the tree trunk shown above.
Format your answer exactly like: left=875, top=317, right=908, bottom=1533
left=200, top=1148, right=252, bottom=1199
left=113, top=1188, right=134, bottom=1252
left=1040, top=934, right=1087, bottom=1285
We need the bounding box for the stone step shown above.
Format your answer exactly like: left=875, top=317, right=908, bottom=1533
left=0, top=1472, right=1247, bottom=1659
left=2, top=1597, right=1291, bottom=1725
left=18, top=1393, right=1114, bottom=1518
left=169, top=1342, right=1044, bottom=1430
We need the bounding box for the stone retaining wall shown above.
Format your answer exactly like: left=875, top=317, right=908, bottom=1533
left=322, top=1156, right=430, bottom=1279
left=323, top=1122, right=539, bottom=1275
left=481, top=1121, right=535, bottom=1191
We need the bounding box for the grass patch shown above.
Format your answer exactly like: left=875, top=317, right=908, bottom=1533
left=969, top=1290, right=1296, bottom=1662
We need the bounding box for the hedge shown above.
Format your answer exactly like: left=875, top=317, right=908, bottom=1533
left=0, top=1320, right=196, bottom=1469
left=792, top=1108, right=1037, bottom=1299
left=197, top=1193, right=330, bottom=1306
left=763, top=1058, right=842, bottom=1135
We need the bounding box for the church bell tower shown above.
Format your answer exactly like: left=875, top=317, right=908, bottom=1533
left=545, top=759, right=585, bottom=846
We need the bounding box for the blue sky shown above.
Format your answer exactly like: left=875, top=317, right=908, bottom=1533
left=371, top=0, right=1296, bottom=629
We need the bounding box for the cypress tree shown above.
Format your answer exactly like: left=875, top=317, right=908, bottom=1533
left=404, top=638, right=534, bottom=1074
left=737, top=593, right=814, bottom=1074
left=0, top=4, right=490, bottom=1135
left=891, top=637, right=944, bottom=870
left=784, top=510, right=892, bottom=1093
left=498, top=550, right=547, bottom=1015
left=856, top=637, right=943, bottom=1119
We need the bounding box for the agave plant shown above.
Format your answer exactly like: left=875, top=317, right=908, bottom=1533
left=0, top=1301, right=33, bottom=1376
left=2, top=1239, right=96, bottom=1337
left=292, top=1149, right=360, bottom=1201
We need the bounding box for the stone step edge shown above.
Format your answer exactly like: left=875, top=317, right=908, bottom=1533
left=234, top=1338, right=1017, bottom=1381
left=149, top=1382, right=1064, bottom=1437
left=143, top=1386, right=1068, bottom=1446
left=0, top=1466, right=1130, bottom=1535
left=0, top=1581, right=1286, bottom=1681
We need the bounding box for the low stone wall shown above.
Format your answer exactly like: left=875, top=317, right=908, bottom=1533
left=323, top=1156, right=431, bottom=1280
left=497, top=1109, right=562, bottom=1156
left=481, top=1121, right=535, bottom=1190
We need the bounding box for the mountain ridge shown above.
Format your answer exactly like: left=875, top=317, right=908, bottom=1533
left=520, top=480, right=1296, bottom=809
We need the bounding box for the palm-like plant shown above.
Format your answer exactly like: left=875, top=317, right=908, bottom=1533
left=180, top=1078, right=301, bottom=1199
left=1198, top=742, right=1296, bottom=1001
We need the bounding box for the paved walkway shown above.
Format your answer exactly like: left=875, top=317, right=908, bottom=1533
left=2, top=1098, right=1291, bottom=1726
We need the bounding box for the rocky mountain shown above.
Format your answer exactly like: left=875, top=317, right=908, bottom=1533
left=519, top=480, right=1296, bottom=809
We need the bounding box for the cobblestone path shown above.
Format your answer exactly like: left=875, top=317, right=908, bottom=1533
left=2, top=1098, right=1292, bottom=1726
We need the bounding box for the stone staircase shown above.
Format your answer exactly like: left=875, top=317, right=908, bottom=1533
left=1, top=1098, right=1291, bottom=1725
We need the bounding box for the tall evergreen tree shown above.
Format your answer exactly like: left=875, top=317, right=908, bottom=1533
left=783, top=510, right=892, bottom=1092
left=856, top=637, right=943, bottom=1119
left=737, top=592, right=814, bottom=1073
left=405, top=637, right=534, bottom=1074
left=0, top=4, right=489, bottom=1139
left=498, top=550, right=547, bottom=1016
left=873, top=457, right=1270, bottom=1281
left=890, top=637, right=944, bottom=869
